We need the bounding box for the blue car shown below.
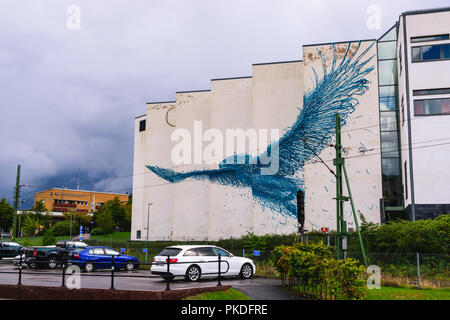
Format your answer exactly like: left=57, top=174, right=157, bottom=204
left=68, top=246, right=139, bottom=272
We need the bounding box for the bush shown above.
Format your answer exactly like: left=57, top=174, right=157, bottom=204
left=349, top=214, right=450, bottom=254
left=90, top=228, right=108, bottom=235
left=272, top=242, right=366, bottom=300
left=52, top=221, right=80, bottom=236
left=42, top=229, right=56, bottom=246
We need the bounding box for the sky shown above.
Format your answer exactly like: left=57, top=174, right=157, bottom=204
left=1, top=0, right=449, bottom=209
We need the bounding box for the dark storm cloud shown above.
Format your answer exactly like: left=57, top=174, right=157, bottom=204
left=1, top=0, right=448, bottom=207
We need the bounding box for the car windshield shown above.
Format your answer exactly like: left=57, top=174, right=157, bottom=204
left=158, top=248, right=182, bottom=257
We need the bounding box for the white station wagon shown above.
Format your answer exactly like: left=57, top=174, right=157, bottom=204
left=151, top=245, right=256, bottom=282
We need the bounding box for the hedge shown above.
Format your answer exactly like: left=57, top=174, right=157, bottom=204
left=272, top=242, right=366, bottom=300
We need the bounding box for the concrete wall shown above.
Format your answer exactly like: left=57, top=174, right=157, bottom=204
left=132, top=62, right=304, bottom=240
left=303, top=41, right=383, bottom=231
left=132, top=8, right=450, bottom=238
left=132, top=39, right=385, bottom=240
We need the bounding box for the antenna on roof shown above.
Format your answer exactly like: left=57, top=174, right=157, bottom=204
left=77, top=168, right=80, bottom=190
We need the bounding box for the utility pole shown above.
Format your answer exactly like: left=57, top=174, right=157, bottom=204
left=334, top=114, right=345, bottom=260
left=12, top=165, right=21, bottom=240
left=77, top=168, right=80, bottom=190
left=333, top=114, right=368, bottom=267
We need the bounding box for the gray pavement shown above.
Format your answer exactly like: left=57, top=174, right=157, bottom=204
left=0, top=261, right=298, bottom=299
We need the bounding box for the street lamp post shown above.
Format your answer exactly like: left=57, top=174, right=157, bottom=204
left=69, top=210, right=73, bottom=239
left=145, top=203, right=152, bottom=264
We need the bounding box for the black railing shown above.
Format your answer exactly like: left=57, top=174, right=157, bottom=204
left=0, top=254, right=230, bottom=291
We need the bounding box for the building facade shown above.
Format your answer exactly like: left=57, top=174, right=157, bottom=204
left=131, top=7, right=450, bottom=241
left=35, top=188, right=129, bottom=213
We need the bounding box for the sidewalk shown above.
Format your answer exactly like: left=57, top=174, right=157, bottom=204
left=232, top=278, right=301, bottom=300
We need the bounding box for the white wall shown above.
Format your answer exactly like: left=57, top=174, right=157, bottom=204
left=132, top=41, right=384, bottom=240
left=303, top=41, right=383, bottom=230
left=400, top=11, right=450, bottom=205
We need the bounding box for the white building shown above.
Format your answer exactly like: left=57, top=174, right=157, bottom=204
left=131, top=7, right=450, bottom=241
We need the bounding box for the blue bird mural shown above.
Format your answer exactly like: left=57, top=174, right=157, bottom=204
left=146, top=41, right=376, bottom=219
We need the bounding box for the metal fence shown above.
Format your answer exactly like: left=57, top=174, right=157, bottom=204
left=83, top=240, right=450, bottom=289
left=0, top=254, right=229, bottom=291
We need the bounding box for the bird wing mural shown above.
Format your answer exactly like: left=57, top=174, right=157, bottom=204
left=146, top=166, right=245, bottom=187
left=146, top=41, right=376, bottom=218
left=259, top=41, right=375, bottom=176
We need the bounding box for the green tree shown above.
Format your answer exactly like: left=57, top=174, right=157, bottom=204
left=124, top=194, right=132, bottom=230
left=63, top=210, right=91, bottom=226
left=22, top=215, right=40, bottom=237
left=31, top=200, right=48, bottom=213
left=31, top=200, right=50, bottom=230
left=93, top=197, right=130, bottom=232
left=94, top=206, right=114, bottom=234
left=0, top=198, right=14, bottom=232
left=42, top=228, right=56, bottom=246
left=108, top=197, right=127, bottom=231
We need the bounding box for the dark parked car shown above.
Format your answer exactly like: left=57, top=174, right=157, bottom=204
left=68, top=246, right=139, bottom=272
left=0, top=241, right=23, bottom=260
left=24, top=240, right=88, bottom=269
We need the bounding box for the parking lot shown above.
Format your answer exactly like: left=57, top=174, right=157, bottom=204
left=0, top=260, right=297, bottom=299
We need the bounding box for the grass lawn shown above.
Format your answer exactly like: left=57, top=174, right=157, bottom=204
left=365, top=286, right=450, bottom=300
left=184, top=288, right=251, bottom=300
left=89, top=232, right=131, bottom=242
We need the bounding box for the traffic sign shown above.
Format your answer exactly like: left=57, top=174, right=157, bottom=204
left=321, top=227, right=329, bottom=233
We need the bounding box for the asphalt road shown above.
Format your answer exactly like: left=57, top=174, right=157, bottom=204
left=0, top=261, right=299, bottom=300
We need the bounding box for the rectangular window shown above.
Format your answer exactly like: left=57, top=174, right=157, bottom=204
left=139, top=119, right=146, bottom=132
left=381, top=132, right=400, bottom=157
left=380, top=111, right=398, bottom=131
left=382, top=177, right=403, bottom=207
left=411, top=34, right=449, bottom=43
left=136, top=230, right=141, bottom=239
left=378, top=41, right=397, bottom=60
left=413, top=88, right=450, bottom=96
left=411, top=44, right=450, bottom=62
left=404, top=161, right=408, bottom=200
left=382, top=158, right=400, bottom=177
left=378, top=60, right=398, bottom=85
left=414, top=98, right=450, bottom=116
left=379, top=86, right=398, bottom=111
left=398, top=45, right=402, bottom=76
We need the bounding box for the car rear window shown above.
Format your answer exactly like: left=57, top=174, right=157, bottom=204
left=55, top=241, right=65, bottom=247
left=76, top=242, right=88, bottom=249
left=196, top=247, right=215, bottom=256
left=158, top=248, right=182, bottom=257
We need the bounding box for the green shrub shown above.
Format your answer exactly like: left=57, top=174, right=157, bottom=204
left=90, top=228, right=108, bottom=235
left=41, top=229, right=56, bottom=246
left=52, top=221, right=80, bottom=236
left=272, top=241, right=366, bottom=300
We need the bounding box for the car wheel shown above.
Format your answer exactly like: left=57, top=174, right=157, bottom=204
left=84, top=262, right=94, bottom=273
left=185, top=265, right=201, bottom=282
left=28, top=262, right=37, bottom=269
left=239, top=263, right=253, bottom=279
left=48, top=257, right=58, bottom=269
left=125, top=261, right=135, bottom=271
